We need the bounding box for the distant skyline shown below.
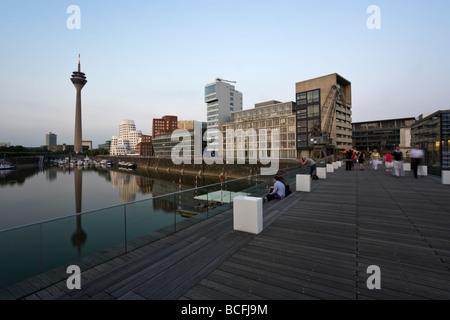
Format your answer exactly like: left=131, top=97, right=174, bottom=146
left=1, top=0, right=449, bottom=147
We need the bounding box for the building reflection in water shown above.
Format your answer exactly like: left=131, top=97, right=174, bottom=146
left=71, top=168, right=87, bottom=257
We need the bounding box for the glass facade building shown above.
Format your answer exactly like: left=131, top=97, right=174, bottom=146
left=411, top=110, right=450, bottom=174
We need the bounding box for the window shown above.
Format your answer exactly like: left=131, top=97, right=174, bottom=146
left=297, top=92, right=307, bottom=105
left=307, top=90, right=319, bottom=103
left=297, top=109, right=307, bottom=119
left=308, top=105, right=320, bottom=117
left=205, top=84, right=216, bottom=96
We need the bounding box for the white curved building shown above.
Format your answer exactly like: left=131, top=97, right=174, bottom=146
left=110, top=120, right=142, bottom=155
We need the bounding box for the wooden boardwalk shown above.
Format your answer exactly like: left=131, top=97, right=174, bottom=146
left=16, top=166, right=450, bottom=300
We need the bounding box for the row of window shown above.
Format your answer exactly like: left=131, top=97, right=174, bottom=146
left=297, top=90, right=320, bottom=105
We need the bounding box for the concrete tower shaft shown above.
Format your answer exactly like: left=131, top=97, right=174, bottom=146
left=71, top=55, right=87, bottom=153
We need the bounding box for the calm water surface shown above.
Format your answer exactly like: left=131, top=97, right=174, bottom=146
left=0, top=165, right=218, bottom=230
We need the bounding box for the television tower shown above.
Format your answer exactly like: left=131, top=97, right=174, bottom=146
left=71, top=54, right=87, bottom=153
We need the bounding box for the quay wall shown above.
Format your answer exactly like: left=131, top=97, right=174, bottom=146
left=96, top=156, right=301, bottom=179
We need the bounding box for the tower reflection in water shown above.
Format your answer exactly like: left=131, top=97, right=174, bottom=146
left=71, top=168, right=87, bottom=258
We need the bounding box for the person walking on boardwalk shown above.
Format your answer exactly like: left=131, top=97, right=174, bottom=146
left=384, top=152, right=393, bottom=172
left=371, top=149, right=381, bottom=171
left=410, top=144, right=425, bottom=179
left=301, top=157, right=317, bottom=181
left=345, top=149, right=353, bottom=171
left=392, top=146, right=404, bottom=178
left=359, top=152, right=365, bottom=170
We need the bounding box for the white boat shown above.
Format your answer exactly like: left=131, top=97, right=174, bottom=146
left=118, top=161, right=137, bottom=169
left=0, top=163, right=16, bottom=171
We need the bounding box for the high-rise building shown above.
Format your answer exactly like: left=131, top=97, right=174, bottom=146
left=71, top=55, right=87, bottom=153
left=152, top=116, right=178, bottom=138
left=110, top=120, right=142, bottom=155
left=46, top=132, right=57, bottom=148
left=295, top=73, right=352, bottom=158
left=205, top=78, right=243, bottom=132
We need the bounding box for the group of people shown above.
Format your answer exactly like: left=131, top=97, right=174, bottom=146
left=388, top=145, right=425, bottom=178
left=344, top=145, right=425, bottom=178
left=264, top=145, right=425, bottom=203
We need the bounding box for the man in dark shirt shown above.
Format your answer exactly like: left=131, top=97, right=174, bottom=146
left=392, top=146, right=403, bottom=177
left=345, top=149, right=353, bottom=171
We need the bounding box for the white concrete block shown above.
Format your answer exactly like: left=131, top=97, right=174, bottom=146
left=404, top=163, right=411, bottom=172
left=326, top=164, right=334, bottom=173
left=418, top=166, right=428, bottom=176
left=317, top=167, right=327, bottom=179
left=296, top=174, right=311, bottom=193
left=442, top=171, right=450, bottom=185
left=333, top=162, right=338, bottom=170
left=233, top=196, right=263, bottom=234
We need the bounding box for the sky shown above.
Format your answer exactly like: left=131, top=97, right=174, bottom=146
left=0, top=0, right=449, bottom=148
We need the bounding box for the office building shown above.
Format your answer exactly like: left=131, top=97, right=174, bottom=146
left=222, top=101, right=297, bottom=159
left=352, top=117, right=416, bottom=154
left=98, top=140, right=111, bottom=150
left=295, top=73, right=352, bottom=158
left=205, top=78, right=243, bottom=133
left=411, top=110, right=450, bottom=173
left=46, top=132, right=57, bottom=148
left=82, top=140, right=92, bottom=151
left=152, top=116, right=178, bottom=138
left=153, top=121, right=207, bottom=158
left=0, top=142, right=11, bottom=148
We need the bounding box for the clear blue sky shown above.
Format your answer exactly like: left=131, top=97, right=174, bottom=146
left=1, top=0, right=449, bottom=147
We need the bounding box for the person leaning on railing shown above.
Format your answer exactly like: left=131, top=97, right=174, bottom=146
left=301, top=157, right=317, bottom=181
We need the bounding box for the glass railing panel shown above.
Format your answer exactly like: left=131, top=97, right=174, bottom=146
left=175, top=187, right=209, bottom=232
left=0, top=224, right=41, bottom=294
left=41, top=206, right=125, bottom=285
left=125, top=195, right=176, bottom=252
left=201, top=183, right=233, bottom=218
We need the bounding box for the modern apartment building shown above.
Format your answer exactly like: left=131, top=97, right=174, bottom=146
left=295, top=73, right=352, bottom=158
left=222, top=101, right=297, bottom=159
left=110, top=120, right=142, bottom=155
left=352, top=117, right=416, bottom=154
left=411, top=110, right=450, bottom=173
left=152, top=116, right=178, bottom=138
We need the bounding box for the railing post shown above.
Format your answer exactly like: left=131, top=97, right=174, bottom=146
left=124, top=204, right=127, bottom=254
